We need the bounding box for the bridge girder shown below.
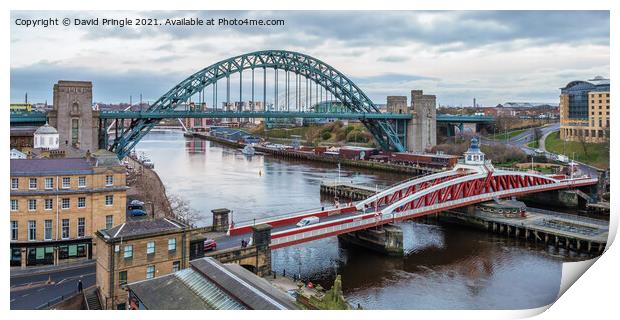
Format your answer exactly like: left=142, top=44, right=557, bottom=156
left=110, top=50, right=406, bottom=159
left=382, top=171, right=562, bottom=214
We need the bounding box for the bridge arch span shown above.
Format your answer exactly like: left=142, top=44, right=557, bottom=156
left=381, top=170, right=561, bottom=215
left=111, top=50, right=405, bottom=158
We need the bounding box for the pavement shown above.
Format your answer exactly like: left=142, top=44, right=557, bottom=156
left=10, top=262, right=96, bottom=310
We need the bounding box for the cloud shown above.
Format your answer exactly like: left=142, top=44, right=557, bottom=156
left=9, top=10, right=610, bottom=106
left=10, top=62, right=185, bottom=103
left=377, top=55, right=409, bottom=63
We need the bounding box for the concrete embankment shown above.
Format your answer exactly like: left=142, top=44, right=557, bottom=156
left=188, top=132, right=437, bottom=175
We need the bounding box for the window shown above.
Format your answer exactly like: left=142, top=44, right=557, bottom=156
left=29, top=178, right=37, bottom=189
left=105, top=175, right=114, bottom=186
left=45, top=178, right=54, bottom=189
left=105, top=195, right=114, bottom=206
left=78, top=176, right=86, bottom=188
left=28, top=220, right=36, bottom=241
left=77, top=218, right=85, bottom=237
left=106, top=215, right=113, bottom=229
left=119, top=271, right=127, bottom=286
left=62, top=177, right=71, bottom=189
left=71, top=118, right=79, bottom=145
left=124, top=245, right=133, bottom=259
left=606, top=119, right=609, bottom=128
left=146, top=265, right=155, bottom=279
left=147, top=241, right=155, bottom=255
left=62, top=219, right=69, bottom=239
left=78, top=197, right=86, bottom=208
left=11, top=221, right=18, bottom=240
left=61, top=198, right=70, bottom=209
left=44, top=220, right=52, bottom=240
left=44, top=199, right=53, bottom=210
left=172, top=261, right=181, bottom=272
left=10, top=199, right=18, bottom=211
left=168, top=238, right=176, bottom=252
left=11, top=178, right=18, bottom=190
left=28, top=199, right=37, bottom=211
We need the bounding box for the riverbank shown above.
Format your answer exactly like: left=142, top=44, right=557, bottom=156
left=126, top=156, right=173, bottom=218
left=188, top=132, right=439, bottom=175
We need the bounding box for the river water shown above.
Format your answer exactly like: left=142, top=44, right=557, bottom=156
left=135, top=131, right=574, bottom=310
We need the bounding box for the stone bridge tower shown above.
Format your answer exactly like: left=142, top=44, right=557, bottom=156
left=48, top=81, right=100, bottom=152
left=387, top=89, right=437, bottom=152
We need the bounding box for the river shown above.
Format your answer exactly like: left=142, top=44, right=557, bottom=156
left=135, top=131, right=573, bottom=310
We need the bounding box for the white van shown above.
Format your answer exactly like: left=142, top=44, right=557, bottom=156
left=296, top=216, right=320, bottom=227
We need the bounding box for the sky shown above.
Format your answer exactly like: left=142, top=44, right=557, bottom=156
left=10, top=10, right=610, bottom=107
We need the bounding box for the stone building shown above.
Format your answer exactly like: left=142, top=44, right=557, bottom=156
left=95, top=218, right=195, bottom=310
left=559, top=76, right=610, bottom=143
left=48, top=80, right=100, bottom=152
left=10, top=151, right=127, bottom=268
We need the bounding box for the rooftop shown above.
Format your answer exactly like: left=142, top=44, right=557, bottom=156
left=127, top=257, right=298, bottom=310
left=99, top=218, right=187, bottom=241
left=34, top=123, right=58, bottom=135
left=11, top=157, right=95, bottom=176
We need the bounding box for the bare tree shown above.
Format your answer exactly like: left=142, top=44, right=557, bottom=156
left=576, top=129, right=589, bottom=158
left=167, top=193, right=204, bottom=226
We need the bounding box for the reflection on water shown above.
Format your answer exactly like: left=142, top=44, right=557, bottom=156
left=136, top=131, right=565, bottom=310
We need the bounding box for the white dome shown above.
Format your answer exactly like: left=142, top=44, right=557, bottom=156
left=34, top=123, right=59, bottom=150
left=35, top=123, right=58, bottom=135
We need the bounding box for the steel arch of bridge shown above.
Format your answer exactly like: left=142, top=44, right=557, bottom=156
left=110, top=50, right=405, bottom=159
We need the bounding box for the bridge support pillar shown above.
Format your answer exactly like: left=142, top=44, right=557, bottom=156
left=337, top=224, right=403, bottom=256
left=405, top=90, right=437, bottom=152
left=211, top=208, right=230, bottom=232
left=251, top=224, right=272, bottom=276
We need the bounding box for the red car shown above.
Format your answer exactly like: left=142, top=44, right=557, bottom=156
left=204, top=239, right=217, bottom=251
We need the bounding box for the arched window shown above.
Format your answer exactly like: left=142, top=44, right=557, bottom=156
left=72, top=102, right=79, bottom=113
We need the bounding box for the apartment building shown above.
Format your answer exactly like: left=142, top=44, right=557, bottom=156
left=94, top=218, right=195, bottom=309
left=10, top=151, right=127, bottom=267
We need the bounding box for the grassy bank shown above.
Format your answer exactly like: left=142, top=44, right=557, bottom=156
left=488, top=129, right=527, bottom=141
left=544, top=131, right=609, bottom=169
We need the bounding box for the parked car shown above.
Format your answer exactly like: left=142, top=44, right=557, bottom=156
left=129, top=209, right=147, bottom=217
left=204, top=239, right=217, bottom=251
left=128, top=199, right=145, bottom=211
left=296, top=216, right=320, bottom=227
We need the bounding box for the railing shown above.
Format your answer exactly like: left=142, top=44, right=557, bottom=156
left=232, top=203, right=357, bottom=228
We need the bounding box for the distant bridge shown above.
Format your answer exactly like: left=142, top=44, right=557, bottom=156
left=10, top=51, right=495, bottom=158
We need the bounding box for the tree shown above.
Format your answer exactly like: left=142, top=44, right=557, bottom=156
left=576, top=129, right=589, bottom=158
left=167, top=193, right=204, bottom=226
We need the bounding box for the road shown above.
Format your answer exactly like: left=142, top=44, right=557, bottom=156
left=480, top=123, right=560, bottom=156
left=213, top=208, right=367, bottom=250
left=480, top=122, right=600, bottom=179
left=10, top=264, right=96, bottom=310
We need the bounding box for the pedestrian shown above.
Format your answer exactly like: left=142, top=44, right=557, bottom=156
left=283, top=269, right=286, bottom=277
left=78, top=279, right=83, bottom=293
left=241, top=239, right=245, bottom=247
